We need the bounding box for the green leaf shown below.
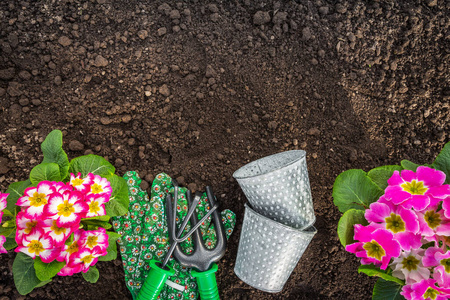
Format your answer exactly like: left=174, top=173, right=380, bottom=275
left=0, top=227, right=15, bottom=238
left=41, top=130, right=70, bottom=180
left=68, top=154, right=115, bottom=178
left=368, top=165, right=403, bottom=191
left=29, top=163, right=61, bottom=186
left=13, top=252, right=42, bottom=295
left=4, top=236, right=17, bottom=250
left=372, top=278, right=405, bottom=300
left=104, top=174, right=129, bottom=217
left=337, top=209, right=368, bottom=247
left=82, top=266, right=99, bottom=283
left=81, top=215, right=110, bottom=222
left=5, top=179, right=32, bottom=214
left=34, top=257, right=65, bottom=282
left=359, top=264, right=404, bottom=285
left=35, top=279, right=52, bottom=288
left=80, top=219, right=112, bottom=230
left=2, top=209, right=13, bottom=217
left=400, top=160, right=420, bottom=172
left=433, top=142, right=450, bottom=184
left=98, top=231, right=121, bottom=262
left=332, top=169, right=384, bottom=213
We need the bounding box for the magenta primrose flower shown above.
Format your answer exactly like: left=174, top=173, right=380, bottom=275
left=0, top=193, right=8, bottom=221
left=346, top=225, right=401, bottom=270
left=78, top=228, right=109, bottom=251
left=15, top=211, right=44, bottom=244
left=15, top=232, right=59, bottom=263
left=365, top=196, right=421, bottom=251
left=83, top=194, right=108, bottom=218
left=417, top=208, right=450, bottom=242
left=69, top=172, right=93, bottom=194
left=87, top=174, right=112, bottom=196
left=423, top=247, right=450, bottom=287
left=17, top=181, right=56, bottom=219
left=385, top=166, right=450, bottom=211
left=401, top=278, right=450, bottom=300
left=41, top=219, right=75, bottom=246
left=46, top=191, right=88, bottom=227
left=0, top=235, right=6, bottom=254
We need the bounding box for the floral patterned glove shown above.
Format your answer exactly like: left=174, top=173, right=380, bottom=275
left=113, top=172, right=236, bottom=299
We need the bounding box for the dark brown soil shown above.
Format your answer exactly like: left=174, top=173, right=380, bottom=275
left=0, top=0, right=449, bottom=299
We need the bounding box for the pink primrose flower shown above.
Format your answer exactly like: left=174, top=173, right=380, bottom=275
left=441, top=196, right=450, bottom=219
left=46, top=191, right=88, bottom=227
left=52, top=181, right=73, bottom=194
left=83, top=194, right=108, bottom=218
left=365, top=197, right=421, bottom=250
left=346, top=225, right=401, bottom=270
left=0, top=235, right=7, bottom=254
left=17, top=181, right=56, bottom=219
left=15, top=211, right=45, bottom=245
left=79, top=228, right=108, bottom=252
left=0, top=193, right=8, bottom=219
left=69, top=173, right=93, bottom=194
left=41, top=219, right=74, bottom=246
left=401, top=278, right=450, bottom=300
left=390, top=249, right=430, bottom=285
left=57, top=229, right=83, bottom=264
left=87, top=174, right=112, bottom=197
left=72, top=246, right=104, bottom=272
left=385, top=167, right=450, bottom=211
left=423, top=247, right=450, bottom=287
left=417, top=208, right=450, bottom=242
left=15, top=231, right=59, bottom=262
left=58, top=262, right=83, bottom=276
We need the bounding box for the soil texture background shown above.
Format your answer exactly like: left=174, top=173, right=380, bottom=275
left=0, top=0, right=449, bottom=299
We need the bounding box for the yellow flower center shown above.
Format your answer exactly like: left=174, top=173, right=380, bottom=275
left=25, top=221, right=38, bottom=234
left=401, top=180, right=427, bottom=195
left=29, top=192, right=47, bottom=207
left=89, top=201, right=100, bottom=214
left=50, top=220, right=67, bottom=235
left=441, top=258, right=450, bottom=273
left=423, top=287, right=439, bottom=299
left=91, top=183, right=103, bottom=194
left=385, top=213, right=405, bottom=233
left=28, top=240, right=45, bottom=255
left=86, top=236, right=98, bottom=248
left=57, top=200, right=75, bottom=217
left=401, top=255, right=420, bottom=272
left=71, top=178, right=84, bottom=186
left=363, top=240, right=385, bottom=261
left=67, top=241, right=79, bottom=254
left=424, top=211, right=441, bottom=229
left=81, top=254, right=94, bottom=264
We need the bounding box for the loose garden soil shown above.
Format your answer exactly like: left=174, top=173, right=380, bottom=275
left=0, top=0, right=449, bottom=299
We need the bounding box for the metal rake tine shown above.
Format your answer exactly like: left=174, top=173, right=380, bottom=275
left=206, top=186, right=227, bottom=251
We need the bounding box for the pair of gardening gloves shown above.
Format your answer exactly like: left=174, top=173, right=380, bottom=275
left=112, top=172, right=236, bottom=299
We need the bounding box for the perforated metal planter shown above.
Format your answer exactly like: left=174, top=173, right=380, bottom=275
left=233, top=150, right=315, bottom=230
left=234, top=204, right=317, bottom=293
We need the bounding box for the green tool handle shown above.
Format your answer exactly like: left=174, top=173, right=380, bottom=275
left=137, top=260, right=175, bottom=300
left=191, top=263, right=220, bottom=300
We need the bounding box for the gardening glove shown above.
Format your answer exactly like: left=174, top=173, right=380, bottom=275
left=112, top=172, right=236, bottom=299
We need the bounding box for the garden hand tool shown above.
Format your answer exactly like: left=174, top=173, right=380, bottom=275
left=113, top=172, right=236, bottom=300
left=167, top=186, right=227, bottom=300
left=137, top=184, right=218, bottom=300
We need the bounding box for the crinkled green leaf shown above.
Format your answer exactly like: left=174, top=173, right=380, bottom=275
left=433, top=142, right=450, bottom=184
left=358, top=264, right=404, bottom=285
left=98, top=231, right=121, bottom=262
left=5, top=179, right=32, bottom=214
left=68, top=154, right=115, bottom=178
left=337, top=209, right=368, bottom=247
left=41, top=130, right=69, bottom=180
left=80, top=219, right=112, bottom=230
left=13, top=252, right=42, bottom=295
left=34, top=257, right=65, bottom=282
left=372, top=278, right=405, bottom=300
left=4, top=236, right=17, bottom=250
left=104, top=174, right=129, bottom=217
left=30, top=163, right=61, bottom=186
left=367, top=165, right=403, bottom=191
left=400, top=160, right=420, bottom=172
left=82, top=266, right=100, bottom=283
left=332, top=169, right=384, bottom=213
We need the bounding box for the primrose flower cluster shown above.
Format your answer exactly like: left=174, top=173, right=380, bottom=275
left=14, top=173, right=111, bottom=276
left=346, top=166, right=450, bottom=299
left=0, top=193, right=8, bottom=253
